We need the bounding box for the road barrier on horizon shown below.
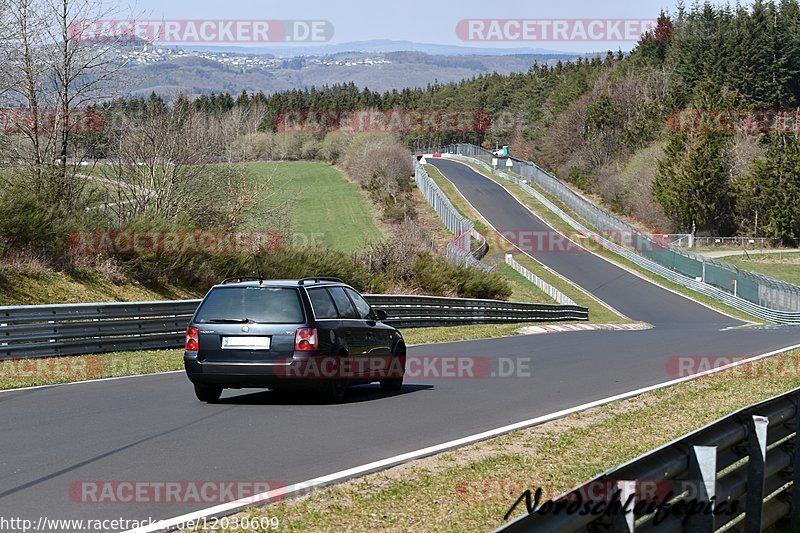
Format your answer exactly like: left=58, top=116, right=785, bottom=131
left=433, top=145, right=800, bottom=324
left=0, top=296, right=588, bottom=360
left=498, top=386, right=800, bottom=532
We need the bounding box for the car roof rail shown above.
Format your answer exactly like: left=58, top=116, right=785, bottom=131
left=298, top=277, right=344, bottom=286
left=220, top=276, right=264, bottom=285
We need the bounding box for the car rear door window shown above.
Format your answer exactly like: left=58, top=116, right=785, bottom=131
left=327, top=287, right=359, bottom=319
left=195, top=287, right=304, bottom=324
left=308, top=288, right=338, bottom=319
left=344, top=288, right=374, bottom=320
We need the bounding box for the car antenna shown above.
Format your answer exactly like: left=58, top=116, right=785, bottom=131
left=252, top=253, right=264, bottom=285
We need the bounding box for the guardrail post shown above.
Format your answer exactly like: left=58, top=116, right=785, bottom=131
left=745, top=415, right=769, bottom=533
left=791, top=400, right=800, bottom=529
left=611, top=480, right=636, bottom=532
left=687, top=445, right=717, bottom=532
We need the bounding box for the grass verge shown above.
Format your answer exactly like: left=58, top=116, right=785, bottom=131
left=0, top=349, right=184, bottom=390
left=496, top=263, right=558, bottom=305
left=0, top=270, right=201, bottom=306
left=225, top=348, right=800, bottom=532
left=725, top=252, right=800, bottom=286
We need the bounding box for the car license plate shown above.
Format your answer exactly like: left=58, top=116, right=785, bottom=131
left=221, top=336, right=271, bottom=350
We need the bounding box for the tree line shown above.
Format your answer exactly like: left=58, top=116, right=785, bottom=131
left=90, top=0, right=799, bottom=241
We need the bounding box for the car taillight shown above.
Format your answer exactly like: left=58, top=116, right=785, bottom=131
left=295, top=328, right=318, bottom=351
left=186, top=326, right=199, bottom=351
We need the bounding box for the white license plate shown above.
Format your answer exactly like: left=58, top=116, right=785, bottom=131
left=221, top=336, right=271, bottom=350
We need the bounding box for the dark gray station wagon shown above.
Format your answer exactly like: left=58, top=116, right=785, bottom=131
left=184, top=277, right=406, bottom=403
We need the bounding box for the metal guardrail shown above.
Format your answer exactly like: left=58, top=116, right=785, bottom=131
left=439, top=148, right=800, bottom=324
left=505, top=254, right=577, bottom=306
left=414, top=159, right=472, bottom=252
left=0, top=300, right=201, bottom=358
left=414, top=159, right=494, bottom=273
left=472, top=229, right=489, bottom=261
left=367, top=294, right=587, bottom=329
left=498, top=386, right=800, bottom=532
left=0, top=296, right=588, bottom=360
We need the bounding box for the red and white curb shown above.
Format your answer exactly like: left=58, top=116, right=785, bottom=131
left=517, top=323, right=651, bottom=335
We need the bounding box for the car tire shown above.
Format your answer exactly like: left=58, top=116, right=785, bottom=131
left=194, top=384, right=223, bottom=403
left=380, top=347, right=405, bottom=392
left=319, top=378, right=348, bottom=403
left=319, top=353, right=349, bottom=403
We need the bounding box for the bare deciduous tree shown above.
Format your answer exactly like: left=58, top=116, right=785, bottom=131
left=104, top=105, right=280, bottom=232
left=0, top=0, right=129, bottom=211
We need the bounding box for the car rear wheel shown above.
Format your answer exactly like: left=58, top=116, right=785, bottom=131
left=319, top=353, right=349, bottom=403
left=380, top=347, right=405, bottom=392
left=194, top=384, right=223, bottom=403
left=319, top=377, right=348, bottom=403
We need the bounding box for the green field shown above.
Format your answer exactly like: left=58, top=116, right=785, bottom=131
left=247, top=161, right=384, bottom=253
left=79, top=161, right=383, bottom=252
left=725, top=252, right=800, bottom=286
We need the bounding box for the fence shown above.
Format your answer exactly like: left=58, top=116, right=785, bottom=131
left=498, top=386, right=800, bottom=532
left=505, top=254, right=577, bottom=306
left=436, top=145, right=800, bottom=322
left=644, top=233, right=693, bottom=248
left=414, top=159, right=494, bottom=273
left=693, top=236, right=796, bottom=250
left=0, top=295, right=588, bottom=360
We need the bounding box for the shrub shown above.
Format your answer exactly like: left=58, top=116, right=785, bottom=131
left=0, top=181, right=72, bottom=261
left=257, top=247, right=387, bottom=293
left=411, top=252, right=512, bottom=299
left=341, top=133, right=415, bottom=221
left=453, top=268, right=513, bottom=300
left=320, top=132, right=350, bottom=163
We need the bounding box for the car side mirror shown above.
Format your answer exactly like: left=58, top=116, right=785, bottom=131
left=376, top=310, right=388, bottom=321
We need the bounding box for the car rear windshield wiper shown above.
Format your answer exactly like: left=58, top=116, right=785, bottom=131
left=205, top=318, right=250, bottom=324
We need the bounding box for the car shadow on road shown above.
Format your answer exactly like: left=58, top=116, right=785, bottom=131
left=216, top=384, right=434, bottom=405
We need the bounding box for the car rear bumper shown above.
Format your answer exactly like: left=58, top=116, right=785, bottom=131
left=185, top=356, right=320, bottom=388
left=184, top=352, right=397, bottom=389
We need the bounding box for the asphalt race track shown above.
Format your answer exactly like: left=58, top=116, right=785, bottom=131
left=427, top=158, right=735, bottom=329
left=2, top=159, right=799, bottom=531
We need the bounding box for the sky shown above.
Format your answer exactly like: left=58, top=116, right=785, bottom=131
left=116, top=0, right=687, bottom=53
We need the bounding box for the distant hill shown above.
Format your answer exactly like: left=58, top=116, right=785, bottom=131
left=116, top=46, right=580, bottom=98
left=180, top=39, right=577, bottom=57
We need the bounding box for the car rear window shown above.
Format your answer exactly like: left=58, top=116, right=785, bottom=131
left=194, top=287, right=304, bottom=324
